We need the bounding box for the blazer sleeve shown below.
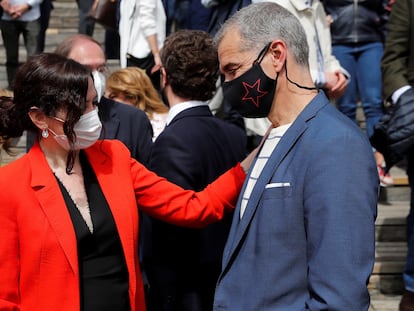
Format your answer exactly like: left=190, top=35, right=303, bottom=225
left=139, top=0, right=159, bottom=37
left=303, top=130, right=378, bottom=310
left=133, top=157, right=246, bottom=228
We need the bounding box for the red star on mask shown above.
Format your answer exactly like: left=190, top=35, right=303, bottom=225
left=241, top=79, right=268, bottom=107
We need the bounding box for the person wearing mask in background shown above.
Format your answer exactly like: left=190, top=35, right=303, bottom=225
left=119, top=0, right=166, bottom=91
left=0, top=52, right=253, bottom=311
left=380, top=0, right=414, bottom=309
left=143, top=29, right=247, bottom=311
left=105, top=67, right=169, bottom=141
left=54, top=34, right=154, bottom=166
left=0, top=0, right=43, bottom=90
left=323, top=0, right=393, bottom=186
left=212, top=3, right=378, bottom=310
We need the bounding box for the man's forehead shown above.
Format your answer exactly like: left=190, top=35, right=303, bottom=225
left=68, top=41, right=105, bottom=69
left=218, top=36, right=254, bottom=68
left=218, top=34, right=239, bottom=57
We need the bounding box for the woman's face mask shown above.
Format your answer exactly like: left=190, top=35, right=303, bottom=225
left=221, top=42, right=277, bottom=118
left=50, top=107, right=102, bottom=150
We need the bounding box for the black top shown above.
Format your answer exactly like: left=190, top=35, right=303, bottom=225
left=55, top=152, right=130, bottom=311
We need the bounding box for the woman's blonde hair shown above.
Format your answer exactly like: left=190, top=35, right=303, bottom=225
left=106, top=67, right=168, bottom=119
left=0, top=88, right=13, bottom=97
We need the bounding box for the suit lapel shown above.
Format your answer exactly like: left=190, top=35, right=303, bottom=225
left=221, top=92, right=328, bottom=271
left=221, top=122, right=307, bottom=269
left=29, top=144, right=79, bottom=274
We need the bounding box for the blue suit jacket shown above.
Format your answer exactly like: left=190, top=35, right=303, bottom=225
left=99, top=96, right=153, bottom=166
left=213, top=92, right=379, bottom=310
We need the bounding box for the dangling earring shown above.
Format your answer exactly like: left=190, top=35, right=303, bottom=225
left=42, top=128, right=49, bottom=138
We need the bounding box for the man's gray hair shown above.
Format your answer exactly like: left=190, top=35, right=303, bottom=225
left=214, top=2, right=309, bottom=67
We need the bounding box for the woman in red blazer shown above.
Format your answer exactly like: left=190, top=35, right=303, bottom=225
left=0, top=53, right=247, bottom=311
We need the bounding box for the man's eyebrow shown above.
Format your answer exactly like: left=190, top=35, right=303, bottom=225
left=222, top=62, right=241, bottom=72
left=83, top=63, right=106, bottom=71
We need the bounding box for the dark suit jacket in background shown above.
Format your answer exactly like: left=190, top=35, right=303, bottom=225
left=143, top=105, right=247, bottom=311
left=99, top=96, right=153, bottom=166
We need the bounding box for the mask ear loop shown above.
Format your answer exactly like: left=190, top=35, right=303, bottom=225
left=284, top=59, right=318, bottom=91
left=255, top=42, right=318, bottom=91
left=254, top=42, right=272, bottom=65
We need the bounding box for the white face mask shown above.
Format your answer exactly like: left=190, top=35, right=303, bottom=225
left=92, top=70, right=106, bottom=102
left=50, top=107, right=102, bottom=150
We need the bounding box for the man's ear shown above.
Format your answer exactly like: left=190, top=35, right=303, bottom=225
left=28, top=109, right=48, bottom=131
left=269, top=40, right=287, bottom=72
left=160, top=67, right=168, bottom=88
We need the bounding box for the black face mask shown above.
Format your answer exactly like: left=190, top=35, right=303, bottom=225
left=221, top=42, right=277, bottom=118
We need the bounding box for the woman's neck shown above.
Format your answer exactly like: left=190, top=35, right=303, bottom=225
left=39, top=138, right=79, bottom=173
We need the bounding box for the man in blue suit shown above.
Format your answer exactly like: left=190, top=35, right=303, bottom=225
left=213, top=2, right=379, bottom=310
left=143, top=30, right=247, bottom=311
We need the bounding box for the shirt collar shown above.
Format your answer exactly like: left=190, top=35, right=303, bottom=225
left=166, top=100, right=208, bottom=125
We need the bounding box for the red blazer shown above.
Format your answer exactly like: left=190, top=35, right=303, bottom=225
left=0, top=139, right=245, bottom=311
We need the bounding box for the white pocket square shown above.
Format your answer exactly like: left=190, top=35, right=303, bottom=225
left=265, top=182, right=291, bottom=189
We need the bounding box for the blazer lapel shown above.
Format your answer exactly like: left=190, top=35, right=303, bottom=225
left=29, top=144, right=79, bottom=274
left=221, top=93, right=328, bottom=271
left=85, top=144, right=137, bottom=280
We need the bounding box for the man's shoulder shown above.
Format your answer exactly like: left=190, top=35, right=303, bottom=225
left=306, top=97, right=370, bottom=145
left=173, top=108, right=243, bottom=134
left=163, top=113, right=246, bottom=150
left=212, top=115, right=246, bottom=136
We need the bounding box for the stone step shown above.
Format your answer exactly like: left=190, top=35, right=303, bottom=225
left=371, top=202, right=410, bottom=294
left=376, top=201, right=409, bottom=242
